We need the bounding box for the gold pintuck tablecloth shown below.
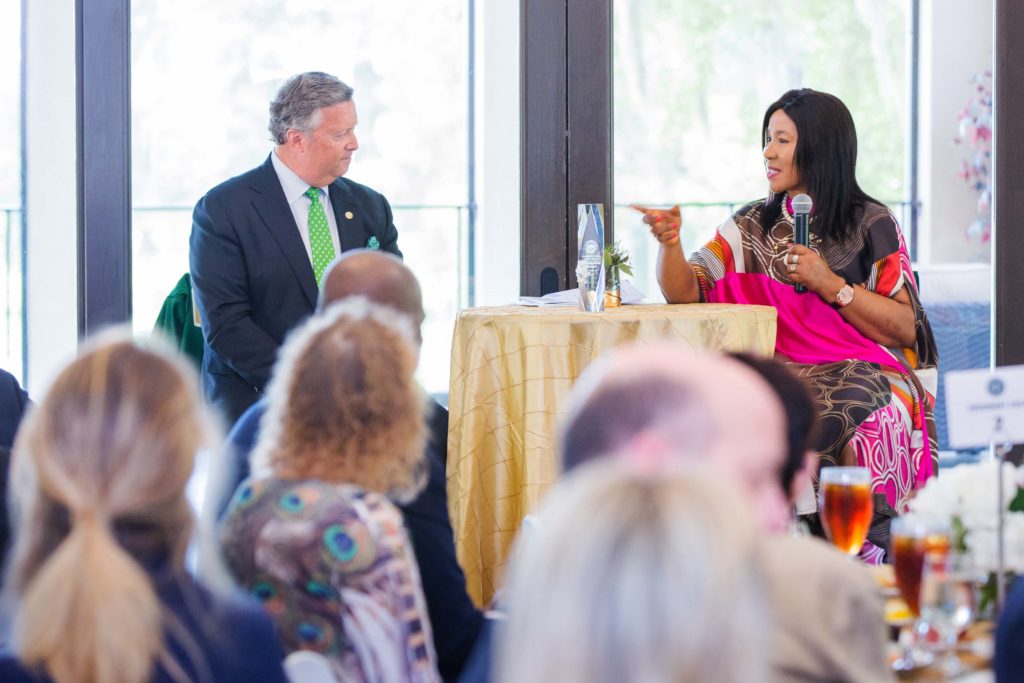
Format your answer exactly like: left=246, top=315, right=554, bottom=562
left=446, top=303, right=778, bottom=606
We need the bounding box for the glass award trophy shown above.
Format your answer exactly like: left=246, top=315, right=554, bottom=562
left=576, top=203, right=605, bottom=312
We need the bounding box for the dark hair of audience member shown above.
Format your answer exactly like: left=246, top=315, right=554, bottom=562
left=561, top=375, right=707, bottom=473
left=728, top=352, right=817, bottom=495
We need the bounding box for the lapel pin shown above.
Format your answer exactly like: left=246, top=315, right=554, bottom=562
left=344, top=211, right=354, bottom=220
left=367, top=236, right=381, bottom=250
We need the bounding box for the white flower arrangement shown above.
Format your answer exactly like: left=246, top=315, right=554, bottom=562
left=907, top=460, right=1024, bottom=573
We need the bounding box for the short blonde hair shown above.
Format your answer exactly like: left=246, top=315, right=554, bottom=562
left=252, top=297, right=427, bottom=503
left=5, top=332, right=216, bottom=683
left=496, top=459, right=769, bottom=683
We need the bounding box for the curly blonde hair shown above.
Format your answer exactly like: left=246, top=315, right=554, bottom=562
left=5, top=331, right=217, bottom=683
left=251, top=297, right=427, bottom=503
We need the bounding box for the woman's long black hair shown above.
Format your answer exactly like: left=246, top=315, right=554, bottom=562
left=759, top=89, right=883, bottom=241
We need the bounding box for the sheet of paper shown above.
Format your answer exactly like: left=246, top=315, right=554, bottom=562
left=516, top=280, right=647, bottom=307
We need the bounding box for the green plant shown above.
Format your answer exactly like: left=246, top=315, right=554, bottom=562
left=603, top=242, right=633, bottom=280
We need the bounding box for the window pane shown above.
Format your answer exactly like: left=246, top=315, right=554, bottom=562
left=131, top=0, right=469, bottom=394
left=0, top=2, right=22, bottom=383
left=613, top=0, right=910, bottom=299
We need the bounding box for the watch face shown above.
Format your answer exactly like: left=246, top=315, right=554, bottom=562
left=836, top=284, right=854, bottom=307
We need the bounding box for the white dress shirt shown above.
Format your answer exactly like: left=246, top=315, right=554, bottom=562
left=270, top=150, right=342, bottom=264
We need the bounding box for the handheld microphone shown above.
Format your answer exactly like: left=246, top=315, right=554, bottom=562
left=792, top=193, right=812, bottom=293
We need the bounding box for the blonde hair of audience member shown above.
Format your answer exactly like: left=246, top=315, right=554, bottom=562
left=250, top=296, right=427, bottom=503
left=496, top=458, right=768, bottom=683
left=4, top=333, right=217, bottom=683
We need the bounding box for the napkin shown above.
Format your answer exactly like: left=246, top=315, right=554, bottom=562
left=517, top=280, right=646, bottom=307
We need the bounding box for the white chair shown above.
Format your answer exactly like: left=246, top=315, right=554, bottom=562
left=283, top=650, right=339, bottom=683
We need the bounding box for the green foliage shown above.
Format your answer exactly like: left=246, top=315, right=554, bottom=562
left=951, top=515, right=969, bottom=553
left=613, top=0, right=910, bottom=209
left=604, top=242, right=634, bottom=278
left=1010, top=486, right=1024, bottom=513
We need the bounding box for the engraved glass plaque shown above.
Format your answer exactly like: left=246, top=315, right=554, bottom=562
left=576, top=203, right=605, bottom=312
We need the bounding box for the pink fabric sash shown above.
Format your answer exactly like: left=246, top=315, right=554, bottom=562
left=706, top=272, right=901, bottom=370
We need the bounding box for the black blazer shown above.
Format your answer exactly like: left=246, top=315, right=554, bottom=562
left=189, top=156, right=401, bottom=423
left=0, top=368, right=29, bottom=450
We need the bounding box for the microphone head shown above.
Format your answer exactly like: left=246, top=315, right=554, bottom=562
left=792, top=193, right=813, bottom=215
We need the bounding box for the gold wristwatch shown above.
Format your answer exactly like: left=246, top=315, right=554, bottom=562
left=834, top=283, right=855, bottom=308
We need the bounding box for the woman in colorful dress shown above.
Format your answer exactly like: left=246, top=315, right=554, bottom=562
left=220, top=298, right=440, bottom=682
left=638, top=89, right=937, bottom=562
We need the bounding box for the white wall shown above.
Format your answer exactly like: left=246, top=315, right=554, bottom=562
left=918, top=0, right=993, bottom=267
left=23, top=0, right=78, bottom=395
left=473, top=0, right=521, bottom=305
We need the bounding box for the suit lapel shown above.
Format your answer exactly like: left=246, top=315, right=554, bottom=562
left=329, top=180, right=367, bottom=252
left=249, top=156, right=319, bottom=307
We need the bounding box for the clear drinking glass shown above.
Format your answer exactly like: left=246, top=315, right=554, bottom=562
left=919, top=551, right=977, bottom=677
left=889, top=516, right=951, bottom=670
left=818, top=466, right=873, bottom=556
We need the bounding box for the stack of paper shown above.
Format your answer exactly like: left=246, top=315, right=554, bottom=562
left=517, top=280, right=647, bottom=307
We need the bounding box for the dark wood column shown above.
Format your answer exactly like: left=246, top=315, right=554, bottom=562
left=520, top=0, right=613, bottom=296
left=994, top=0, right=1024, bottom=368
left=77, top=0, right=132, bottom=334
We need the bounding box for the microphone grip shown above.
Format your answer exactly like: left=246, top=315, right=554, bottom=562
left=793, top=214, right=809, bottom=293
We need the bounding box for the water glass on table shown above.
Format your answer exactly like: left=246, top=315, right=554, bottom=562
left=919, top=551, right=978, bottom=677
left=889, top=515, right=951, bottom=670
left=819, top=466, right=873, bottom=556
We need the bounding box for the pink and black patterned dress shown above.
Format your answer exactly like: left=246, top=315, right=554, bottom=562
left=690, top=197, right=938, bottom=563
left=221, top=477, right=441, bottom=682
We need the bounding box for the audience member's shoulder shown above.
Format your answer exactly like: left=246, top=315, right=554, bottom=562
left=226, top=398, right=267, bottom=454
left=0, top=654, right=46, bottom=683
left=762, top=534, right=878, bottom=589
left=163, top=579, right=288, bottom=683
left=197, top=582, right=280, bottom=638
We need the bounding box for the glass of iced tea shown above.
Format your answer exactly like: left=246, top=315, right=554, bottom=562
left=891, top=516, right=952, bottom=616
left=890, top=516, right=951, bottom=671
left=819, top=466, right=873, bottom=556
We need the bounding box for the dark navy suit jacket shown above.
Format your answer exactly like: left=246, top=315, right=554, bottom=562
left=219, top=397, right=484, bottom=682
left=0, top=565, right=288, bottom=683
left=189, top=156, right=401, bottom=424
left=0, top=368, right=29, bottom=449
left=996, top=576, right=1024, bottom=681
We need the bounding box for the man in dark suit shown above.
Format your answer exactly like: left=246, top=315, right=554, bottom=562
left=209, top=251, right=484, bottom=682
left=0, top=368, right=29, bottom=449
left=189, top=71, right=400, bottom=424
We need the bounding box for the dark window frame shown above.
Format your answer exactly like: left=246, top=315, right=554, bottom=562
left=76, top=0, right=132, bottom=336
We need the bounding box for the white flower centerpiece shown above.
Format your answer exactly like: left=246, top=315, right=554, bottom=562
left=908, top=460, right=1024, bottom=611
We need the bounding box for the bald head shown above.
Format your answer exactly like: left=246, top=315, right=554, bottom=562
left=318, top=250, right=424, bottom=341
left=562, top=342, right=790, bottom=531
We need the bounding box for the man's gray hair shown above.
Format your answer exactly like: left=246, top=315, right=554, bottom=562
left=269, top=72, right=354, bottom=144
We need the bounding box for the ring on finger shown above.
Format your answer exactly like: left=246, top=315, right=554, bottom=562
left=792, top=253, right=800, bottom=265
left=788, top=263, right=797, bottom=273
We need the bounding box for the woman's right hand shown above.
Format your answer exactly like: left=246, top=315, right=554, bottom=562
left=631, top=204, right=682, bottom=247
